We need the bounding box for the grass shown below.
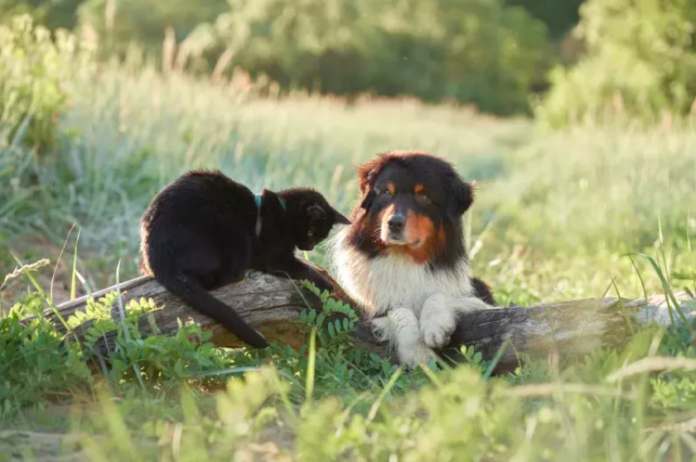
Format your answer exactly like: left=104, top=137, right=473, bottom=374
left=1, top=61, right=696, bottom=461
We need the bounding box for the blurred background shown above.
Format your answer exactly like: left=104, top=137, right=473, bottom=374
left=2, top=0, right=581, bottom=115
left=7, top=0, right=696, bottom=122
left=1, top=0, right=695, bottom=307
left=3, top=3, right=696, bottom=457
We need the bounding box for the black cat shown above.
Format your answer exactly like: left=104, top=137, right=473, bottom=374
left=139, top=170, right=350, bottom=349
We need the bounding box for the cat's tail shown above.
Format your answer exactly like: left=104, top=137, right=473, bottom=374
left=156, top=272, right=269, bottom=349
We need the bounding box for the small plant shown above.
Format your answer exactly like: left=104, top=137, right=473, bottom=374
left=0, top=263, right=241, bottom=418
left=300, top=280, right=358, bottom=347
left=460, top=345, right=486, bottom=374
left=0, top=291, right=92, bottom=416
left=0, top=15, right=80, bottom=151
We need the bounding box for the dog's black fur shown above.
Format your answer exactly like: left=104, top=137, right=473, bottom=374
left=332, top=151, right=497, bottom=366
left=344, top=152, right=495, bottom=307
left=471, top=277, right=495, bottom=306
left=140, top=170, right=350, bottom=348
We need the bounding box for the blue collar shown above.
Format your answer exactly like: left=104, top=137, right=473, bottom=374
left=255, top=193, right=286, bottom=211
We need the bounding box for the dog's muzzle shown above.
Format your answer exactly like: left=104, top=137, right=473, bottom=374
left=382, top=211, right=421, bottom=246
left=387, top=213, right=406, bottom=240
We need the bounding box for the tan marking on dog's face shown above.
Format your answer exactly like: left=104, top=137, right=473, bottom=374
left=349, top=152, right=469, bottom=266
left=413, top=225, right=445, bottom=264
left=381, top=210, right=445, bottom=265
left=404, top=210, right=433, bottom=246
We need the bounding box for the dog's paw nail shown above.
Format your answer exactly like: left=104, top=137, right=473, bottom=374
left=424, top=333, right=444, bottom=349
left=422, top=320, right=455, bottom=349
left=399, top=346, right=436, bottom=369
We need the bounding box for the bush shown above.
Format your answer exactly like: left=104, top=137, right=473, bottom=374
left=505, top=0, right=583, bottom=40
left=536, top=0, right=696, bottom=127
left=0, top=15, right=78, bottom=150
left=78, top=0, right=553, bottom=115
left=0, top=0, right=84, bottom=30
left=77, top=0, right=227, bottom=59
left=213, top=0, right=554, bottom=115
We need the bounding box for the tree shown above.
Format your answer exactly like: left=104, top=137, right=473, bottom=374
left=537, top=0, right=696, bottom=126
left=77, top=0, right=227, bottom=57
left=214, top=0, right=552, bottom=115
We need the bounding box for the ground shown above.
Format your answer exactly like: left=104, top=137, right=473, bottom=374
left=1, top=64, right=696, bottom=461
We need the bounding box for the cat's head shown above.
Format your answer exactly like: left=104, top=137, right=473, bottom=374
left=279, top=188, right=351, bottom=251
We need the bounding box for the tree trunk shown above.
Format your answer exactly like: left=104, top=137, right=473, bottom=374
left=46, top=269, right=695, bottom=374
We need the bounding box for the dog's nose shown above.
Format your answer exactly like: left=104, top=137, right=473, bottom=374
left=388, top=214, right=405, bottom=234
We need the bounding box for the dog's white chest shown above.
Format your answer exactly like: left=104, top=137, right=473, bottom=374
left=331, top=230, right=472, bottom=317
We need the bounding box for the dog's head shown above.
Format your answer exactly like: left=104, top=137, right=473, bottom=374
left=350, top=151, right=473, bottom=264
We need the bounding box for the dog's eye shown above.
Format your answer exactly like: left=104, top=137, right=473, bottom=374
left=380, top=188, right=392, bottom=196
left=416, top=193, right=431, bottom=205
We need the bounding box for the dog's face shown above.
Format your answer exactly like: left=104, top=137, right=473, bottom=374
left=352, top=152, right=473, bottom=264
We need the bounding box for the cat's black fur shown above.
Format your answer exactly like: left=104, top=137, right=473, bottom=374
left=140, top=170, right=350, bottom=349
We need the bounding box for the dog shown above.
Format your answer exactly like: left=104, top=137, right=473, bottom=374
left=330, top=151, right=495, bottom=367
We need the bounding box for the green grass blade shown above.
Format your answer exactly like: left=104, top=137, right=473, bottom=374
left=70, top=228, right=81, bottom=301
left=688, top=213, right=695, bottom=296
left=11, top=253, right=69, bottom=329
left=366, top=366, right=402, bottom=424
left=114, top=259, right=130, bottom=343
left=638, top=253, right=689, bottom=327
left=625, top=253, right=649, bottom=302
left=51, top=223, right=76, bottom=304
left=483, top=338, right=511, bottom=381
left=305, top=327, right=317, bottom=404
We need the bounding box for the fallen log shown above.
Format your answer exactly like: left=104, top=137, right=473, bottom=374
left=46, top=269, right=695, bottom=373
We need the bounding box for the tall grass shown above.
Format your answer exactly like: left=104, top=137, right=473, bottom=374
left=3, top=62, right=695, bottom=304
left=1, top=57, right=696, bottom=461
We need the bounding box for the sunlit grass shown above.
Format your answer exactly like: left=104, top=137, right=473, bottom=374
left=1, top=63, right=696, bottom=461
left=4, top=64, right=696, bottom=302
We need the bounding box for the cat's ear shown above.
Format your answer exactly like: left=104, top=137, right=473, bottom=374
left=307, top=204, right=327, bottom=219
left=331, top=208, right=351, bottom=225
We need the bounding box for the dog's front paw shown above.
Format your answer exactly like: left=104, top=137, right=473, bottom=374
left=372, top=308, right=437, bottom=369
left=420, top=294, right=457, bottom=349
left=421, top=315, right=456, bottom=349
left=396, top=343, right=437, bottom=369
left=370, top=316, right=391, bottom=342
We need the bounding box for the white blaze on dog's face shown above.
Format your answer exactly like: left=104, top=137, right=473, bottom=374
left=330, top=152, right=477, bottom=318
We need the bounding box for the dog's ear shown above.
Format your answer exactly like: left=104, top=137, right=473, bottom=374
left=358, top=161, right=379, bottom=194
left=447, top=178, right=474, bottom=219
left=359, top=187, right=376, bottom=211
left=357, top=158, right=381, bottom=211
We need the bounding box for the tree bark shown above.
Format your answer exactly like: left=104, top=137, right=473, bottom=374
left=47, top=269, right=695, bottom=374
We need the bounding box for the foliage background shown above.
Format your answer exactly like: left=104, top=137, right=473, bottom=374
left=5, top=0, right=695, bottom=122
left=1, top=1, right=696, bottom=460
